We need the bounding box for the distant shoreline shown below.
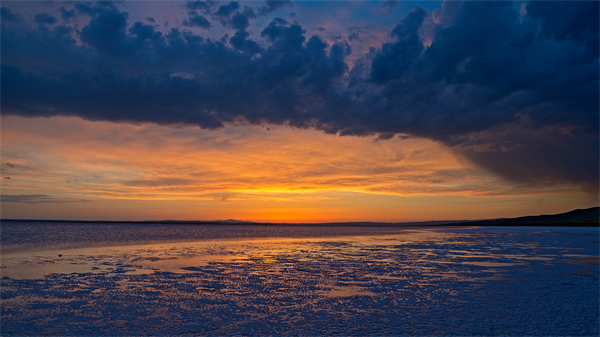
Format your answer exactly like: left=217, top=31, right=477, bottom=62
left=2, top=206, right=598, bottom=228
left=0, top=218, right=466, bottom=227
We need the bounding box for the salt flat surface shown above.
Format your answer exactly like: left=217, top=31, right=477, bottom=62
left=0, top=222, right=408, bottom=254
left=1, top=225, right=598, bottom=335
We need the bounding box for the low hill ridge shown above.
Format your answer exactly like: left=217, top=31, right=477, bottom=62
left=457, top=207, right=599, bottom=226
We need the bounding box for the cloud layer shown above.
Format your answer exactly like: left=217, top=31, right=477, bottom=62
left=1, top=1, right=598, bottom=191
left=1, top=195, right=89, bottom=204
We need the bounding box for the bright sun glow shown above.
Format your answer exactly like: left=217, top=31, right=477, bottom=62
left=1, top=116, right=595, bottom=222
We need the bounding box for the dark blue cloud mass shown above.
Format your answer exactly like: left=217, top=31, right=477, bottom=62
left=1, top=1, right=598, bottom=192
left=34, top=13, right=57, bottom=25
left=185, top=11, right=211, bottom=29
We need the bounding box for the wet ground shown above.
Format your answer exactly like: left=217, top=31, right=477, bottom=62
left=1, top=225, right=598, bottom=335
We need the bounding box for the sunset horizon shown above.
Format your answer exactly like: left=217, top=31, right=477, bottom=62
left=1, top=1, right=599, bottom=334
left=2, top=1, right=598, bottom=221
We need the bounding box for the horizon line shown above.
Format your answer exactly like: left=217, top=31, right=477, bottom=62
left=1, top=206, right=598, bottom=227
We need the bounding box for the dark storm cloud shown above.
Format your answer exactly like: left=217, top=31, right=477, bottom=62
left=198, top=0, right=289, bottom=32
left=1, top=1, right=598, bottom=191
left=184, top=11, right=211, bottom=29
left=527, top=1, right=598, bottom=64
left=187, top=1, right=213, bottom=13
left=258, top=0, right=293, bottom=16
left=369, top=7, right=426, bottom=84
left=214, top=1, right=239, bottom=18
left=1, top=7, right=22, bottom=22
left=59, top=7, right=77, bottom=23
left=229, top=30, right=262, bottom=54
left=35, top=13, right=57, bottom=25
left=230, top=11, right=251, bottom=31
left=210, top=1, right=256, bottom=32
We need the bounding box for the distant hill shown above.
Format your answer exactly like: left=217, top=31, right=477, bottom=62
left=215, top=219, right=255, bottom=223
left=453, top=207, right=599, bottom=227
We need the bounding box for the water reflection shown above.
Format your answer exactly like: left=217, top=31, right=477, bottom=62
left=2, top=228, right=598, bottom=282
left=462, top=261, right=520, bottom=267
left=1, top=227, right=598, bottom=336
left=322, top=286, right=375, bottom=297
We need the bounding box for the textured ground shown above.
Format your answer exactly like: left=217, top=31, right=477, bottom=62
left=1, top=226, right=598, bottom=335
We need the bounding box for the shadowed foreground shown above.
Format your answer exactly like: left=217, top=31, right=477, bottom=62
left=1, top=226, right=598, bottom=335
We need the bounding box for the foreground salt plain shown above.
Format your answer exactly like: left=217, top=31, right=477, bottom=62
left=1, top=225, right=598, bottom=335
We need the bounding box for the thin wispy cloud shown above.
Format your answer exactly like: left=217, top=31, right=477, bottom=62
left=1, top=194, right=90, bottom=204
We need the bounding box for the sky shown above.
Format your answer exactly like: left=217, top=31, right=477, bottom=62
left=1, top=0, right=598, bottom=222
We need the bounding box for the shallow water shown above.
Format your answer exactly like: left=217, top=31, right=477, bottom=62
left=1, top=224, right=598, bottom=335
left=0, top=221, right=409, bottom=253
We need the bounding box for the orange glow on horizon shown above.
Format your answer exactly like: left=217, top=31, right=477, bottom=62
left=1, top=116, right=596, bottom=222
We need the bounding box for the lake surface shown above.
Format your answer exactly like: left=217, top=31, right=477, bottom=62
left=1, top=222, right=598, bottom=335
